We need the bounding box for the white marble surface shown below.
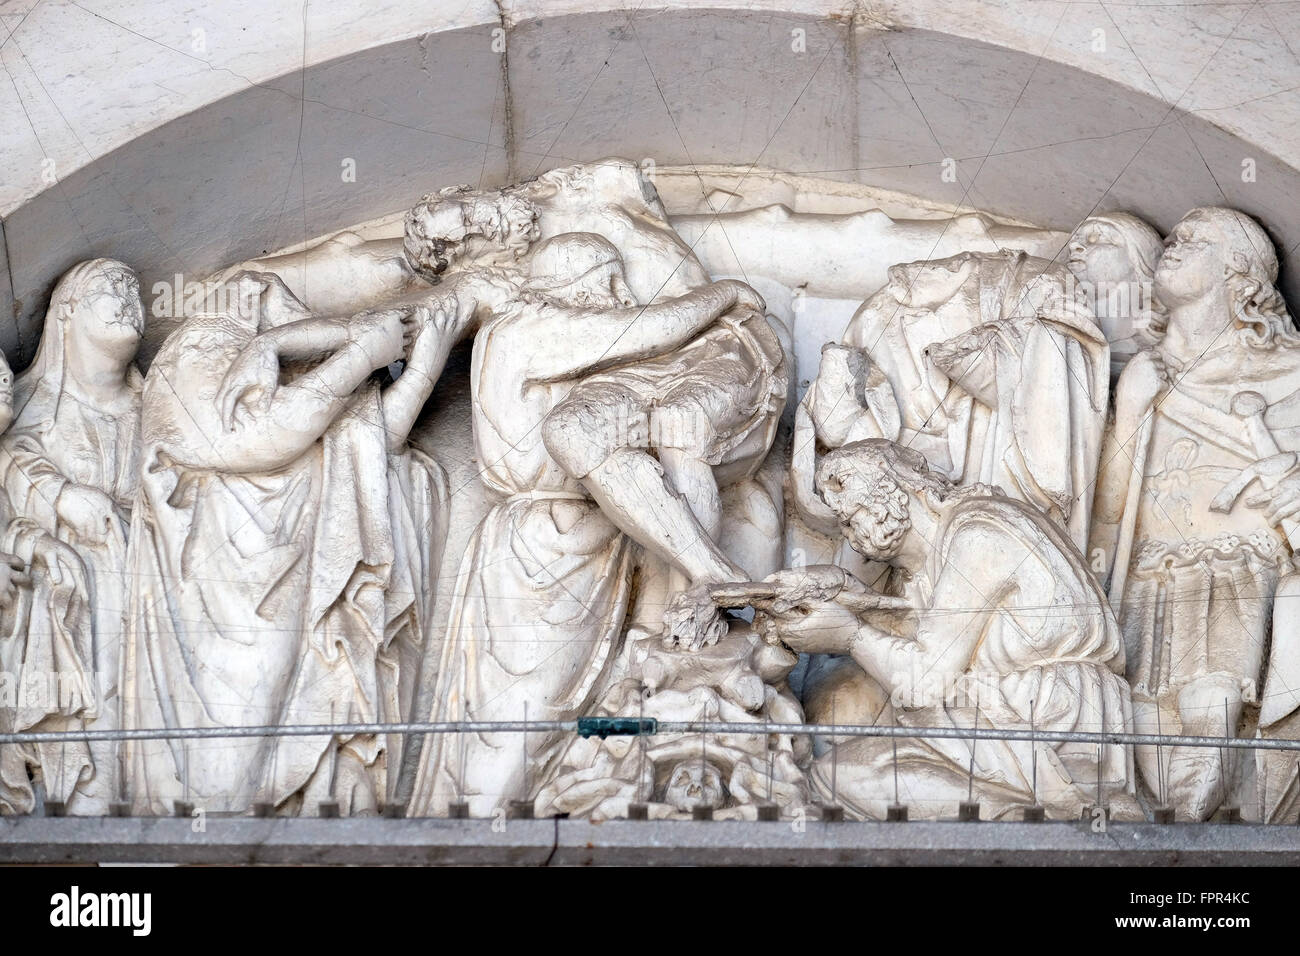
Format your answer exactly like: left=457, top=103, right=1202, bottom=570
left=2, top=158, right=1300, bottom=823
left=0, top=0, right=500, bottom=215
left=6, top=2, right=1300, bottom=368
left=3, top=0, right=1300, bottom=216
left=2, top=0, right=1299, bottom=828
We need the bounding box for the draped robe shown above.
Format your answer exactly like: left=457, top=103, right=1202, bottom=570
left=0, top=307, right=140, bottom=814
left=408, top=300, right=633, bottom=818
left=1101, top=336, right=1300, bottom=820
left=123, top=303, right=444, bottom=815
left=795, top=251, right=1108, bottom=552
left=810, top=495, right=1135, bottom=820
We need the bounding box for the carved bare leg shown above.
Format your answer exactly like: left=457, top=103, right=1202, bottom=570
left=582, top=447, right=742, bottom=585
left=543, top=384, right=742, bottom=585
left=656, top=446, right=724, bottom=597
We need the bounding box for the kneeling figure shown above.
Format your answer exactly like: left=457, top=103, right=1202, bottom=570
left=761, top=439, right=1138, bottom=821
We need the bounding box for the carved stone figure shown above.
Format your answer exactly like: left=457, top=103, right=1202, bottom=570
left=1093, top=207, right=1300, bottom=821
left=407, top=234, right=775, bottom=816
left=405, top=166, right=790, bottom=613
left=0, top=349, right=72, bottom=815
left=123, top=272, right=449, bottom=815
left=0, top=259, right=144, bottom=814
left=1066, top=213, right=1167, bottom=379
left=403, top=183, right=540, bottom=283
left=535, top=238, right=786, bottom=646
left=407, top=163, right=792, bottom=597
left=206, top=161, right=789, bottom=813
left=793, top=249, right=1108, bottom=555
left=760, top=439, right=1136, bottom=820
left=534, top=619, right=809, bottom=820
left=225, top=161, right=793, bottom=599
left=790, top=249, right=1111, bottom=746
left=10, top=158, right=1300, bottom=830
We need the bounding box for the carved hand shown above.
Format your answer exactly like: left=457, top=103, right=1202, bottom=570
left=0, top=553, right=29, bottom=609
left=349, top=307, right=416, bottom=367
left=762, top=565, right=849, bottom=612
left=218, top=338, right=280, bottom=431
left=662, top=585, right=728, bottom=652
left=756, top=601, right=862, bottom=656
left=29, top=534, right=68, bottom=586
left=412, top=294, right=462, bottom=351
left=1118, top=348, right=1169, bottom=418
left=927, top=323, right=1001, bottom=407
left=754, top=566, right=865, bottom=655
left=927, top=322, right=999, bottom=369
left=56, top=484, right=116, bottom=544
left=1245, top=469, right=1300, bottom=527
left=393, top=300, right=457, bottom=385
left=716, top=279, right=765, bottom=314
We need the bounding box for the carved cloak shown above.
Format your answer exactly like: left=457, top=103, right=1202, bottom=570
left=809, top=495, right=1134, bottom=820
left=794, top=251, right=1108, bottom=553
left=0, top=277, right=141, bottom=814
left=123, top=314, right=443, bottom=814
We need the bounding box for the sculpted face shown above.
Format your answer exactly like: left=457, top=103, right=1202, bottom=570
left=404, top=199, right=469, bottom=278
left=1068, top=221, right=1132, bottom=288
left=818, top=445, right=928, bottom=563
left=663, top=760, right=726, bottom=812
left=1155, top=215, right=1224, bottom=305
left=72, top=266, right=144, bottom=361
left=405, top=193, right=540, bottom=278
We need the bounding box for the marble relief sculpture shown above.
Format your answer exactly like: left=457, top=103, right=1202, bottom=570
left=758, top=439, right=1137, bottom=820
left=1093, top=207, right=1300, bottom=822
left=788, top=247, right=1111, bottom=749
left=123, top=272, right=449, bottom=815
left=0, top=259, right=144, bottom=814
left=534, top=619, right=809, bottom=820
left=1066, top=213, right=1167, bottom=379
left=405, top=168, right=789, bottom=816
left=3, top=159, right=1300, bottom=825
left=792, top=249, right=1108, bottom=555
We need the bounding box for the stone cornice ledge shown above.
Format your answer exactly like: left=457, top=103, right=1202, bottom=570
left=2, top=817, right=1297, bottom=866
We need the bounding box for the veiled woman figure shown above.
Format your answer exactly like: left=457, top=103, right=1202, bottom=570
left=0, top=258, right=144, bottom=814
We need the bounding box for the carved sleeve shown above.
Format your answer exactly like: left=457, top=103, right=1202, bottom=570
left=851, top=525, right=997, bottom=689
left=519, top=283, right=743, bottom=382
left=0, top=433, right=68, bottom=533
